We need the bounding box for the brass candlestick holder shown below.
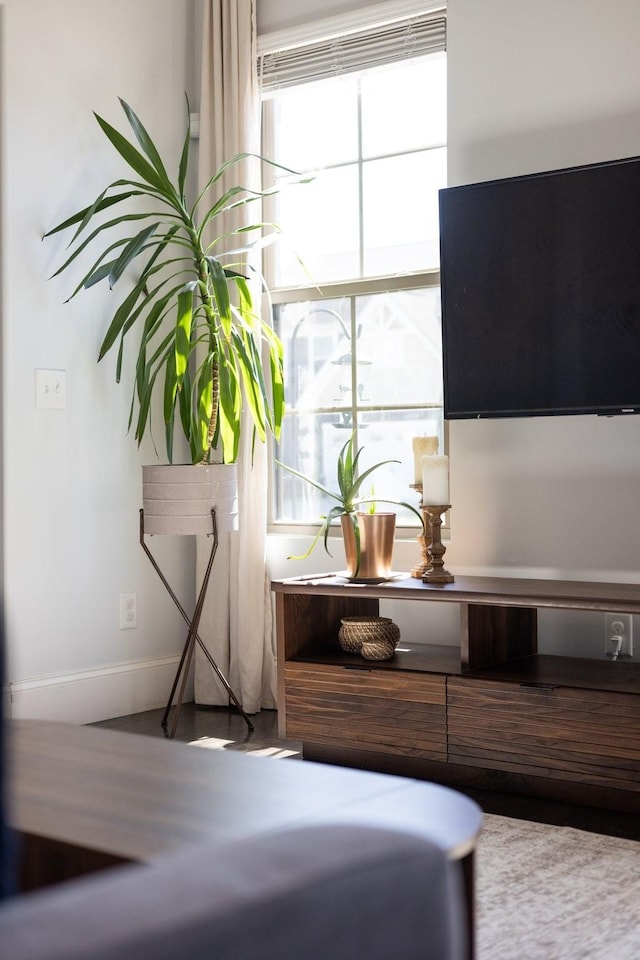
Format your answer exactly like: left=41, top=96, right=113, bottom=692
left=409, top=483, right=433, bottom=579
left=422, top=504, right=454, bottom=584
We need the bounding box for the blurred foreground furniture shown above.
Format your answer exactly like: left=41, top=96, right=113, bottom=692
left=0, top=822, right=465, bottom=960
left=5, top=720, right=482, bottom=959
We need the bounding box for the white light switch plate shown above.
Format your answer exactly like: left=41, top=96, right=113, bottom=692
left=35, top=369, right=66, bottom=409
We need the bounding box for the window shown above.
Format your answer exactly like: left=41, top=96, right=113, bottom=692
left=261, top=13, right=447, bottom=529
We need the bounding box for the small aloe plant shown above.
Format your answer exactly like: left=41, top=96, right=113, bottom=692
left=279, top=432, right=424, bottom=572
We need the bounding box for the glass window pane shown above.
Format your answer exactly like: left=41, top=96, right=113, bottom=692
left=355, top=288, right=443, bottom=406
left=270, top=76, right=359, bottom=171
left=362, top=147, right=446, bottom=274
left=274, top=290, right=443, bottom=524
left=276, top=409, right=441, bottom=526
left=276, top=413, right=359, bottom=524
left=361, top=54, right=447, bottom=157
left=349, top=414, right=427, bottom=523
left=274, top=166, right=360, bottom=285
left=277, top=299, right=354, bottom=413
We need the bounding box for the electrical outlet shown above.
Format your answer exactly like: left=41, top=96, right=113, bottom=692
left=605, top=613, right=633, bottom=659
left=35, top=369, right=66, bottom=409
left=120, top=593, right=138, bottom=630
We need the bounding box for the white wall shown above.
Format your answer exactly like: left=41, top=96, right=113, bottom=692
left=444, top=0, right=640, bottom=650
left=2, top=0, right=197, bottom=721
left=266, top=0, right=640, bottom=656
left=258, top=0, right=381, bottom=35
left=446, top=0, right=640, bottom=577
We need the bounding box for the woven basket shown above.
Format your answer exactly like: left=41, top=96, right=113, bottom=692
left=338, top=616, right=401, bottom=660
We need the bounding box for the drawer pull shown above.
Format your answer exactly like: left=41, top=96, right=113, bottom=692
left=519, top=682, right=556, bottom=691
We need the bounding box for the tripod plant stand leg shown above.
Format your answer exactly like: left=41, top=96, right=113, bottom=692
left=139, top=509, right=254, bottom=738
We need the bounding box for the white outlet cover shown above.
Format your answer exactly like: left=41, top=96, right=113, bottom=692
left=119, top=593, right=138, bottom=630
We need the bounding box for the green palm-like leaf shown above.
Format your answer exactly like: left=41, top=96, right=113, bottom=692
left=43, top=189, right=141, bottom=240
left=177, top=96, right=190, bottom=197
left=99, top=274, right=149, bottom=361
left=108, top=223, right=159, bottom=288
left=206, top=256, right=232, bottom=336
left=193, top=361, right=214, bottom=463
left=230, top=328, right=267, bottom=442
left=134, top=359, right=163, bottom=446
left=163, top=352, right=178, bottom=431
left=165, top=412, right=175, bottom=465
left=94, top=112, right=165, bottom=191
left=61, top=238, right=130, bottom=299
left=83, top=260, right=116, bottom=290
left=45, top=97, right=296, bottom=465
left=175, top=283, right=197, bottom=382
left=48, top=212, right=152, bottom=278
left=135, top=295, right=179, bottom=400
left=118, top=98, right=173, bottom=193
left=178, top=365, right=192, bottom=442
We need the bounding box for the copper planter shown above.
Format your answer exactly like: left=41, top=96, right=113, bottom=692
left=340, top=512, right=396, bottom=582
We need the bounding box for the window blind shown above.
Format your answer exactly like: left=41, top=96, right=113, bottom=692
left=259, top=11, right=446, bottom=94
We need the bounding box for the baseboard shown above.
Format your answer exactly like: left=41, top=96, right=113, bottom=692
left=8, top=655, right=193, bottom=724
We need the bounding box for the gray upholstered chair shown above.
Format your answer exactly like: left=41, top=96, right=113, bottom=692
left=0, top=820, right=466, bottom=959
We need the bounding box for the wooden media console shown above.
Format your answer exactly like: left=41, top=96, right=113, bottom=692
left=272, top=575, right=640, bottom=812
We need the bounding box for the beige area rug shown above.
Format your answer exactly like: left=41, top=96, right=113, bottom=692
left=477, top=814, right=640, bottom=960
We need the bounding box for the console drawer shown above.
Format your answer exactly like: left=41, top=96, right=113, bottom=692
left=447, top=677, right=640, bottom=792
left=285, top=662, right=447, bottom=761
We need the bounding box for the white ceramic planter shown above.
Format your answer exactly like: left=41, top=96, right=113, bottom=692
left=142, top=463, right=238, bottom=535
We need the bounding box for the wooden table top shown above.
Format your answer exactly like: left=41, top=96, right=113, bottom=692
left=8, top=719, right=482, bottom=864
left=272, top=573, right=640, bottom=613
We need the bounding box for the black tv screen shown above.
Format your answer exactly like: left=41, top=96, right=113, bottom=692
left=440, top=156, right=640, bottom=419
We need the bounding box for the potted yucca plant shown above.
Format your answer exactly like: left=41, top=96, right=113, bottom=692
left=279, top=433, right=424, bottom=581
left=45, top=98, right=288, bottom=534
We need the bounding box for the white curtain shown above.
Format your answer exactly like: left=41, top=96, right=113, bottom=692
left=195, top=0, right=277, bottom=714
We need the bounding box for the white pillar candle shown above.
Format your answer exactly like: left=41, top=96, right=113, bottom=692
left=421, top=455, right=450, bottom=505
left=412, top=436, right=439, bottom=485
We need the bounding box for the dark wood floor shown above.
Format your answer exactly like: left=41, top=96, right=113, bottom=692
left=93, top=704, right=639, bottom=842
left=93, top=702, right=285, bottom=748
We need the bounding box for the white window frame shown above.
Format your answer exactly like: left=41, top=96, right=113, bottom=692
left=259, top=3, right=447, bottom=536
left=268, top=274, right=445, bottom=538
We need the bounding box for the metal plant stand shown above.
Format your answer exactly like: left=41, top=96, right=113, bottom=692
left=139, top=508, right=254, bottom=739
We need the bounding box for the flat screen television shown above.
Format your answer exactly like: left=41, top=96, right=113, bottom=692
left=439, top=155, right=640, bottom=419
